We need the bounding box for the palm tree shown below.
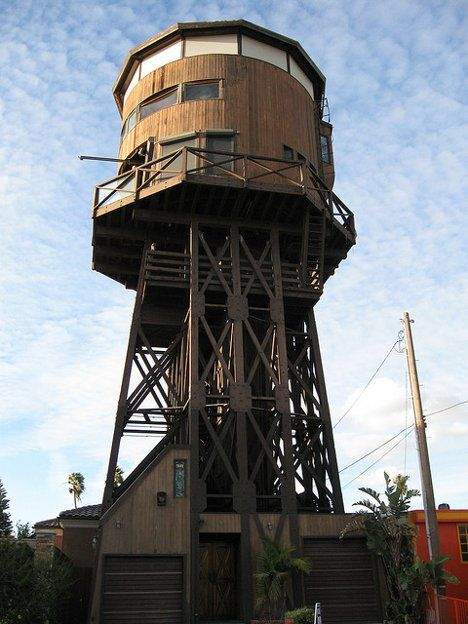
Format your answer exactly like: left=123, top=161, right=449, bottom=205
left=255, top=537, right=311, bottom=620
left=114, top=465, right=124, bottom=488
left=67, top=472, right=85, bottom=508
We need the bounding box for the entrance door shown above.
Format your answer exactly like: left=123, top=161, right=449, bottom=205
left=199, top=539, right=237, bottom=620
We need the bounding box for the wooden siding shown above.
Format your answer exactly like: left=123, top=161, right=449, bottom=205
left=199, top=512, right=241, bottom=533
left=119, top=55, right=319, bottom=171
left=91, top=448, right=190, bottom=622
left=100, top=448, right=190, bottom=554
left=298, top=512, right=356, bottom=538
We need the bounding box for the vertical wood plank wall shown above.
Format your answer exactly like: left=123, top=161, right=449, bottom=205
left=100, top=448, right=190, bottom=553
left=92, top=447, right=191, bottom=620
left=119, top=55, right=319, bottom=171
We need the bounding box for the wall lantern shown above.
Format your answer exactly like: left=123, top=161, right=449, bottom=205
left=157, top=491, right=167, bottom=506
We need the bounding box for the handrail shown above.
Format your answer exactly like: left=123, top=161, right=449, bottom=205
left=93, top=147, right=355, bottom=238
left=427, top=593, right=468, bottom=624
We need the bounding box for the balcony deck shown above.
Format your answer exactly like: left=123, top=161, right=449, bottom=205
left=91, top=148, right=356, bottom=290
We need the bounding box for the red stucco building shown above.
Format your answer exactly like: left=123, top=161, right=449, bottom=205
left=409, top=509, right=468, bottom=601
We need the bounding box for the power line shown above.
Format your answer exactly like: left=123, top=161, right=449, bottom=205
left=425, top=400, right=468, bottom=418
left=342, top=429, right=414, bottom=489
left=333, top=337, right=401, bottom=429
left=339, top=424, right=413, bottom=473
left=340, top=397, right=468, bottom=483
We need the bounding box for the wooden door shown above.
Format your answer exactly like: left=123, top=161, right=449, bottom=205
left=199, top=540, right=237, bottom=619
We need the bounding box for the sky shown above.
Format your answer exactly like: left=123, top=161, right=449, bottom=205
left=0, top=0, right=467, bottom=529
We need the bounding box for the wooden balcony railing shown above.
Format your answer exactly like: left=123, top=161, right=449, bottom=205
left=93, top=147, right=355, bottom=238
left=144, top=249, right=320, bottom=296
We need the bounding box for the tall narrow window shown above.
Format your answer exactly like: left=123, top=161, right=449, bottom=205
left=458, top=525, right=468, bottom=562
left=174, top=459, right=186, bottom=498
left=283, top=145, right=294, bottom=161
left=205, top=134, right=234, bottom=173
left=184, top=80, right=220, bottom=101
left=160, top=135, right=198, bottom=177
left=127, top=109, right=137, bottom=133
left=320, top=134, right=331, bottom=164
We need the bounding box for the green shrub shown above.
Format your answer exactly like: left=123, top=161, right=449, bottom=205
left=285, top=606, right=314, bottom=624
left=0, top=539, right=73, bottom=624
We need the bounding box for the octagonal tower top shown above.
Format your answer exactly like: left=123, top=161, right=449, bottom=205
left=113, top=20, right=326, bottom=113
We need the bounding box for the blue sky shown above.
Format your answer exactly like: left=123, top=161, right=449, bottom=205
left=0, top=0, right=467, bottom=527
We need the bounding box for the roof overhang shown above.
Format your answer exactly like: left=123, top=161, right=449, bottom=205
left=113, top=20, right=326, bottom=112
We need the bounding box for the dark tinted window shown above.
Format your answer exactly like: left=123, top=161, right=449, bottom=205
left=320, top=135, right=331, bottom=164
left=184, top=81, right=220, bottom=101
left=283, top=145, right=294, bottom=160
left=140, top=89, right=178, bottom=121
left=205, top=135, right=233, bottom=172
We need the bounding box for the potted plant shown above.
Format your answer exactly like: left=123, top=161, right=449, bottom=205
left=284, top=606, right=314, bottom=624
left=252, top=537, right=311, bottom=624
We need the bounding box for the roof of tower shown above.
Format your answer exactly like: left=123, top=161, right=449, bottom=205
left=113, top=19, right=326, bottom=107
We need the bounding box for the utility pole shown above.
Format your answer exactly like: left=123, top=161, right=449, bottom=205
left=403, top=313, right=443, bottom=582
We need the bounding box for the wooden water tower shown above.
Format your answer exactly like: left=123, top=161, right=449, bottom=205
left=89, top=20, right=380, bottom=624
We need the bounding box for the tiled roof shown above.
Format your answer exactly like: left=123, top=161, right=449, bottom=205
left=59, top=504, right=102, bottom=520
left=34, top=517, right=61, bottom=529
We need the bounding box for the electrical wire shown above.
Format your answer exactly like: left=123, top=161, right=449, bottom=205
left=340, top=397, right=468, bottom=486
left=333, top=337, right=401, bottom=429
left=339, top=424, right=413, bottom=473
left=342, top=428, right=414, bottom=489
left=425, top=400, right=468, bottom=418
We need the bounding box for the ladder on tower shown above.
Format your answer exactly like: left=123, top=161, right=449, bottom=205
left=302, top=209, right=326, bottom=290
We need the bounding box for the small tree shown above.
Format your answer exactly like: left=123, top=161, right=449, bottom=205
left=255, top=537, right=311, bottom=620
left=67, top=472, right=85, bottom=508
left=0, top=477, right=13, bottom=537
left=16, top=520, right=34, bottom=539
left=114, top=465, right=124, bottom=488
left=341, top=473, right=457, bottom=623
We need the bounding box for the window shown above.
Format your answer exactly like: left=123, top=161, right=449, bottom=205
left=160, top=134, right=198, bottom=176
left=283, top=145, right=294, bottom=161
left=205, top=134, right=234, bottom=173
left=320, top=134, right=331, bottom=164
left=458, top=525, right=468, bottom=562
left=127, top=108, right=137, bottom=133
left=174, top=459, right=186, bottom=498
left=140, top=88, right=178, bottom=121
left=184, top=81, right=220, bottom=101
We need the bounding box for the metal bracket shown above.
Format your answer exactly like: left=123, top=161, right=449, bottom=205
left=270, top=298, right=284, bottom=324
left=190, top=381, right=206, bottom=410
left=227, top=295, right=248, bottom=321
left=229, top=383, right=252, bottom=412
left=191, top=292, right=205, bottom=318
left=275, top=384, right=290, bottom=413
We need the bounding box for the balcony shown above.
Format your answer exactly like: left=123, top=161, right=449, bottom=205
left=92, top=147, right=355, bottom=242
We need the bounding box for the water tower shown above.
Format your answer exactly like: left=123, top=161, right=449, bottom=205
left=89, top=20, right=381, bottom=624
